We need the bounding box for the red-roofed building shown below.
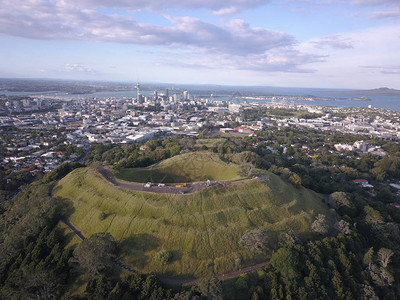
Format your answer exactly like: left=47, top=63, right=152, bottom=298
left=353, top=179, right=373, bottom=188
left=234, top=125, right=254, bottom=134
left=353, top=179, right=368, bottom=183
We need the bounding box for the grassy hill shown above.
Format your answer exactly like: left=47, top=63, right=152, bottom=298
left=115, top=151, right=242, bottom=183
left=54, top=154, right=332, bottom=278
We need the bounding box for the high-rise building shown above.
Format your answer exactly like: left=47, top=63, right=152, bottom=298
left=182, top=90, right=189, bottom=100
left=135, top=82, right=144, bottom=103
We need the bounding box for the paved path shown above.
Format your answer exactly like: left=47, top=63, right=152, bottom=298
left=98, top=167, right=262, bottom=195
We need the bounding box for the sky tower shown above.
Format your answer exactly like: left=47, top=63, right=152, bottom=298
left=136, top=82, right=140, bottom=99
left=135, top=82, right=143, bottom=103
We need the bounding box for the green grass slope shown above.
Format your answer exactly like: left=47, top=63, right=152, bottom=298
left=115, top=152, right=242, bottom=183
left=54, top=166, right=331, bottom=278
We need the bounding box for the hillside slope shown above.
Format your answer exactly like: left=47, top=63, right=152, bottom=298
left=54, top=165, right=331, bottom=278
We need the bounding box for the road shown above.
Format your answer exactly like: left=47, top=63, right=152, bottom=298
left=98, top=167, right=263, bottom=195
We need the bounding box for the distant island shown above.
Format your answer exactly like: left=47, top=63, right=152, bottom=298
left=330, top=87, right=400, bottom=97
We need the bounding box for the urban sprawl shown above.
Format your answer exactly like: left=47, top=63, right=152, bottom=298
left=1, top=86, right=399, bottom=175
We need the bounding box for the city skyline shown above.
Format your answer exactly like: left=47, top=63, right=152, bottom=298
left=0, top=0, right=399, bottom=89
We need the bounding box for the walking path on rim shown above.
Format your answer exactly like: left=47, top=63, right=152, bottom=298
left=97, top=167, right=266, bottom=195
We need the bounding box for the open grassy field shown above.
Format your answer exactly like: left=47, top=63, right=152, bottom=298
left=54, top=160, right=332, bottom=278
left=195, top=138, right=225, bottom=148
left=115, top=151, right=242, bottom=183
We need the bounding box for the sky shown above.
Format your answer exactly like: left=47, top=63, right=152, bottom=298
left=0, top=0, right=399, bottom=89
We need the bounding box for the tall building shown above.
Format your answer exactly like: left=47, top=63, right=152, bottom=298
left=136, top=82, right=143, bottom=103
left=182, top=90, right=189, bottom=100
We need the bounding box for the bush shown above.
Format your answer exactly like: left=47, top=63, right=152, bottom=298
left=99, top=212, right=108, bottom=220
left=42, top=162, right=84, bottom=183
left=154, top=250, right=172, bottom=266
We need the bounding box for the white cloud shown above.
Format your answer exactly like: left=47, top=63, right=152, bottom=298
left=369, top=10, right=400, bottom=19
left=311, top=35, right=354, bottom=49
left=212, top=7, right=240, bottom=15
left=0, top=2, right=293, bottom=54
left=298, top=25, right=400, bottom=88
left=0, top=0, right=324, bottom=73
left=351, top=0, right=399, bottom=5
left=362, top=65, right=400, bottom=74
left=68, top=0, right=271, bottom=15
left=161, top=47, right=324, bottom=73
left=2, top=0, right=398, bottom=85
left=351, top=0, right=400, bottom=19
left=65, top=63, right=93, bottom=73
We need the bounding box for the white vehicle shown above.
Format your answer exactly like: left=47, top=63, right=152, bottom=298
left=158, top=183, right=165, bottom=187
left=144, top=182, right=152, bottom=188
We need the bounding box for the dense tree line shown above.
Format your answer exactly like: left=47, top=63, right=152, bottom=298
left=0, top=183, right=72, bottom=299
left=233, top=233, right=397, bottom=300
left=84, top=136, right=187, bottom=168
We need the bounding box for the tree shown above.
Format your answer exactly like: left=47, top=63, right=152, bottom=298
left=239, top=229, right=269, bottom=252
left=338, top=220, right=351, bottom=235
left=25, top=266, right=60, bottom=300
left=238, top=162, right=256, bottom=177
left=311, top=214, right=328, bottom=235
left=235, top=257, right=242, bottom=270
left=288, top=173, right=302, bottom=188
left=196, top=277, right=223, bottom=300
left=270, top=248, right=301, bottom=286
left=379, top=267, right=394, bottom=286
left=375, top=187, right=394, bottom=203
left=359, top=284, right=378, bottom=300
left=330, top=192, right=351, bottom=208
left=370, top=166, right=386, bottom=181
left=363, top=247, right=374, bottom=271
left=385, top=222, right=400, bottom=242
left=369, top=264, right=394, bottom=287
left=364, top=206, right=383, bottom=226
left=107, top=282, right=124, bottom=300
left=70, top=233, right=116, bottom=277
left=154, top=250, right=172, bottom=271
left=278, top=230, right=300, bottom=247
left=42, top=162, right=83, bottom=183
left=377, top=248, right=394, bottom=268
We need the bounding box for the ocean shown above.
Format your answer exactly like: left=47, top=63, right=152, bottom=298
left=2, top=87, right=399, bottom=111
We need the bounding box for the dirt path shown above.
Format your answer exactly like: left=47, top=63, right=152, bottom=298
left=98, top=167, right=263, bottom=195
left=61, top=218, right=85, bottom=241
left=61, top=217, right=270, bottom=285
left=159, top=261, right=270, bottom=285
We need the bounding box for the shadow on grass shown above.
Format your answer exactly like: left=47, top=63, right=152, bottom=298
left=118, top=234, right=161, bottom=269
left=59, top=226, right=78, bottom=247
left=170, top=250, right=182, bottom=263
